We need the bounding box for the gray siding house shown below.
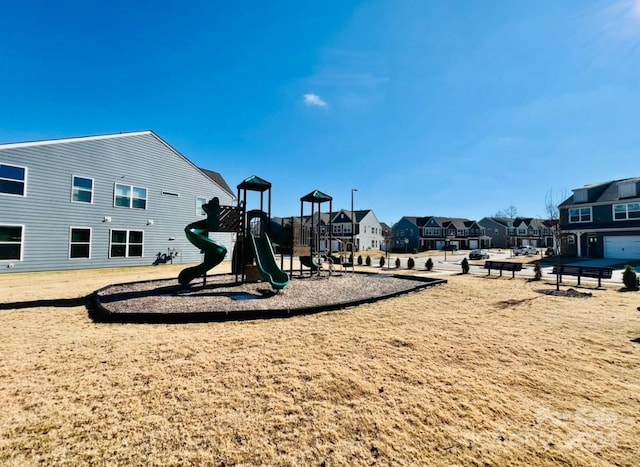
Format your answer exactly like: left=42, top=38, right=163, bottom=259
left=0, top=131, right=235, bottom=273
left=479, top=217, right=555, bottom=250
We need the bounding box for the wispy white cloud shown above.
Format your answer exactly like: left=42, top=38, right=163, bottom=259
left=303, top=93, right=328, bottom=107
left=599, top=0, right=640, bottom=41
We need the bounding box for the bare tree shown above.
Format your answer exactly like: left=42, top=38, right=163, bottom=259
left=544, top=189, right=567, bottom=255
left=495, top=205, right=518, bottom=249
left=495, top=205, right=518, bottom=219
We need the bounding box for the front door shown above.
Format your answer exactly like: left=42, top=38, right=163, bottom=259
left=587, top=235, right=600, bottom=258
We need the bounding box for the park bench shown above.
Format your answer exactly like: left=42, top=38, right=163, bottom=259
left=484, top=260, right=523, bottom=278
left=551, top=265, right=613, bottom=288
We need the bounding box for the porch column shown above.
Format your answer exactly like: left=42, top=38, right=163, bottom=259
left=575, top=231, right=583, bottom=257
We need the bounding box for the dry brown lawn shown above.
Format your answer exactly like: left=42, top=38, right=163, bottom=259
left=1, top=264, right=639, bottom=466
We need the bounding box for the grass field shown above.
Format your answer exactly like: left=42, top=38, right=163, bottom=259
left=1, top=263, right=639, bottom=465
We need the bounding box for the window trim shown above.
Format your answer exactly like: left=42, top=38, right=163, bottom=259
left=109, top=229, right=144, bottom=258
left=568, top=207, right=592, bottom=223
left=113, top=183, right=148, bottom=210
left=71, top=175, right=94, bottom=204
left=612, top=203, right=640, bottom=221
left=0, top=163, right=27, bottom=197
left=196, top=196, right=208, bottom=216
left=68, top=226, right=92, bottom=260
left=0, top=224, right=24, bottom=262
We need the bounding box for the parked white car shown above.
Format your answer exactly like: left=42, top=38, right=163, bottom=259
left=514, top=245, right=538, bottom=256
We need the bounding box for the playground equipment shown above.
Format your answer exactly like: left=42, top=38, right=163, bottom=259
left=298, top=190, right=333, bottom=277
left=233, top=176, right=291, bottom=290
left=178, top=197, right=241, bottom=285
left=179, top=176, right=343, bottom=288
left=247, top=210, right=290, bottom=289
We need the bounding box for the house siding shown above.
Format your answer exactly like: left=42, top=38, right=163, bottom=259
left=0, top=132, right=234, bottom=273
left=357, top=211, right=384, bottom=251
left=479, top=218, right=508, bottom=248
left=391, top=218, right=419, bottom=252
left=559, top=177, right=640, bottom=258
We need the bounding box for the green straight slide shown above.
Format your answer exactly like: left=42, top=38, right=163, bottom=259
left=178, top=219, right=227, bottom=285
left=250, top=231, right=290, bottom=290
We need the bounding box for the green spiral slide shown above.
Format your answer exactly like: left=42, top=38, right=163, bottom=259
left=249, top=231, right=290, bottom=290
left=178, top=219, right=227, bottom=286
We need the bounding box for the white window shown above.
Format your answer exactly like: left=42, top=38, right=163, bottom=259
left=71, top=176, right=94, bottom=203
left=569, top=207, right=592, bottom=223
left=0, top=225, right=23, bottom=260
left=613, top=203, right=640, bottom=221
left=114, top=184, right=147, bottom=209
left=196, top=197, right=207, bottom=216
left=69, top=227, right=91, bottom=259
left=110, top=230, right=144, bottom=257
left=0, top=163, right=27, bottom=196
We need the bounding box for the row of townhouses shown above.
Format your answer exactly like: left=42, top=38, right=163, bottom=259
left=3, top=130, right=640, bottom=274
left=391, top=216, right=556, bottom=253
left=390, top=176, right=640, bottom=260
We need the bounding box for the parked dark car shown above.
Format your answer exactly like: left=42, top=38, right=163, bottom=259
left=441, top=244, right=458, bottom=251
left=469, top=249, right=490, bottom=260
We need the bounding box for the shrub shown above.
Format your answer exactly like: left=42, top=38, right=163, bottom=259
left=379, top=256, right=385, bottom=267
left=622, top=265, right=638, bottom=290
left=395, top=258, right=401, bottom=268
left=425, top=258, right=434, bottom=271
left=357, top=255, right=363, bottom=266
left=533, top=263, right=542, bottom=280
left=407, top=257, right=415, bottom=269
left=461, top=258, right=470, bottom=274
left=365, top=255, right=372, bottom=266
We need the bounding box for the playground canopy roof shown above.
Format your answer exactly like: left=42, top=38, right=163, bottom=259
left=300, top=190, right=333, bottom=203
left=237, top=175, right=272, bottom=192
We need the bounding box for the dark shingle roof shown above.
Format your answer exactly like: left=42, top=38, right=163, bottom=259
left=200, top=168, right=234, bottom=197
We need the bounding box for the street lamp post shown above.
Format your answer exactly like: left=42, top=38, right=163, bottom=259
left=404, top=237, right=409, bottom=254
left=351, top=188, right=357, bottom=258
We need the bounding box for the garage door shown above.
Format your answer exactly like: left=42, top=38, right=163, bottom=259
left=469, top=240, right=478, bottom=249
left=604, top=236, right=640, bottom=259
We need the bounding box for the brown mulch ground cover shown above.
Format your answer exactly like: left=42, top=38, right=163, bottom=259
left=1, top=263, right=639, bottom=465
left=94, top=272, right=443, bottom=317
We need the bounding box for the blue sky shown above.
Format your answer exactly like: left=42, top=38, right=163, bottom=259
left=2, top=1, right=640, bottom=226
